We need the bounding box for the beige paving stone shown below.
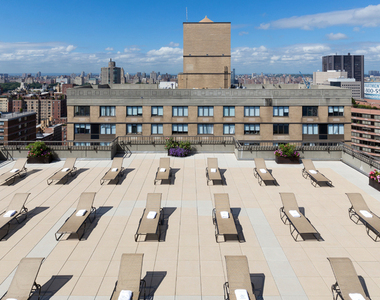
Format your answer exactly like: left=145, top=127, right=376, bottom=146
left=200, top=276, right=225, bottom=296
left=71, top=276, right=104, bottom=296
left=176, top=276, right=201, bottom=296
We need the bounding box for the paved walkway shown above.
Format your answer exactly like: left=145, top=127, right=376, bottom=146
left=0, top=154, right=379, bottom=300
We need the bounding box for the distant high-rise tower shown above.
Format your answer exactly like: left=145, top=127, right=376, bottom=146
left=322, top=53, right=364, bottom=98
left=231, top=68, right=236, bottom=85
left=178, top=16, right=231, bottom=89
left=101, top=59, right=122, bottom=84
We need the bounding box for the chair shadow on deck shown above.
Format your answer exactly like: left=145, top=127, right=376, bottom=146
left=250, top=273, right=265, bottom=300
left=54, top=168, right=89, bottom=185
left=2, top=206, right=49, bottom=241
left=108, top=168, right=135, bottom=185
left=145, top=207, right=177, bottom=242
left=298, top=207, right=324, bottom=242
left=142, top=271, right=167, bottom=300
left=226, top=207, right=246, bottom=243
left=35, top=275, right=73, bottom=300
left=3, top=169, right=42, bottom=186
left=67, top=206, right=113, bottom=240
left=359, top=275, right=372, bottom=299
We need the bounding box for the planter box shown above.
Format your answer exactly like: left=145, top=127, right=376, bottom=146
left=369, top=178, right=380, bottom=191
left=275, top=156, right=300, bottom=164
left=27, top=156, right=53, bottom=164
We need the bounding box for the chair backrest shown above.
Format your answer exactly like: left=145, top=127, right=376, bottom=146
left=146, top=193, right=162, bottom=211
left=207, top=158, right=218, bottom=169
left=346, top=193, right=371, bottom=212
left=159, top=157, right=170, bottom=170
left=280, top=193, right=299, bottom=211
left=77, top=192, right=96, bottom=211
left=111, top=157, right=123, bottom=170
left=225, top=256, right=255, bottom=299
left=254, top=158, right=267, bottom=170
left=302, top=159, right=316, bottom=171
left=214, top=193, right=231, bottom=211
left=117, top=253, right=144, bottom=291
left=12, top=158, right=27, bottom=171
left=7, top=257, right=44, bottom=299
left=7, top=193, right=30, bottom=212
left=62, top=158, right=77, bottom=170
left=328, top=257, right=368, bottom=299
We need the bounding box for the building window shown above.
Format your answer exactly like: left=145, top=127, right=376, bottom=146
left=0, top=136, right=4, bottom=140
left=127, top=106, right=142, bottom=116
left=244, top=124, right=260, bottom=135
left=223, top=106, right=235, bottom=117
left=99, top=142, right=110, bottom=146
left=198, top=106, right=214, bottom=117
left=100, top=106, right=115, bottom=116
left=328, top=124, right=344, bottom=135
left=151, top=124, right=163, bottom=134
left=75, top=124, right=91, bottom=134
left=198, top=124, right=214, bottom=134
left=273, top=124, right=289, bottom=134
left=273, top=106, right=289, bottom=117
left=127, top=124, right=142, bottom=134
left=74, top=106, right=90, bottom=116
left=0, top=128, right=4, bottom=133
left=151, top=106, right=163, bottom=116
left=172, top=106, right=188, bottom=117
left=223, top=124, right=235, bottom=135
left=328, top=106, right=344, bottom=116
left=244, top=106, right=260, bottom=117
left=0, top=121, right=3, bottom=126
left=302, top=124, right=319, bottom=134
left=74, top=142, right=91, bottom=146
left=172, top=124, right=188, bottom=134
left=100, top=124, right=116, bottom=134
left=302, top=106, right=318, bottom=116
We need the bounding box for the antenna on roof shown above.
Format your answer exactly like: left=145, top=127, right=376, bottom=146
left=186, top=7, right=188, bottom=22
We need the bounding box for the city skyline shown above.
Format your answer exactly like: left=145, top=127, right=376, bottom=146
left=1, top=0, right=380, bottom=74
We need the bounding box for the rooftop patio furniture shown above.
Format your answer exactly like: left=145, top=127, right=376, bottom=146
left=347, top=193, right=380, bottom=241
left=328, top=257, right=370, bottom=300
left=212, top=193, right=239, bottom=243
left=110, top=253, right=146, bottom=300
left=206, top=158, right=223, bottom=185
left=135, top=193, right=163, bottom=242
left=224, top=255, right=256, bottom=300
left=55, top=192, right=96, bottom=241
left=253, top=158, right=277, bottom=186
left=302, top=159, right=332, bottom=187
left=0, top=257, right=44, bottom=300
left=154, top=157, right=172, bottom=185
left=0, top=193, right=30, bottom=240
left=47, top=158, right=77, bottom=185
left=100, top=157, right=124, bottom=185
left=279, top=192, right=320, bottom=241
left=0, top=158, right=28, bottom=185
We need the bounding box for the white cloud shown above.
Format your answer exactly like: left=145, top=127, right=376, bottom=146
left=105, top=47, right=114, bottom=51
left=239, top=31, right=249, bottom=36
left=326, top=33, right=348, bottom=40
left=353, top=27, right=361, bottom=32
left=257, top=4, right=380, bottom=30
left=168, top=42, right=179, bottom=47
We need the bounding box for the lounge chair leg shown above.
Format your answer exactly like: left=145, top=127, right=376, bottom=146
left=223, top=282, right=230, bottom=300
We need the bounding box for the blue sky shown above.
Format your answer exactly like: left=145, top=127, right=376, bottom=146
left=1, top=0, right=380, bottom=74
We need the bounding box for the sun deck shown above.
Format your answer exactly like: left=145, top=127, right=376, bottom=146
left=0, top=154, right=379, bottom=300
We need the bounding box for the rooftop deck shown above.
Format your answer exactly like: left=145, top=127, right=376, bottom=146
left=0, top=154, right=380, bottom=300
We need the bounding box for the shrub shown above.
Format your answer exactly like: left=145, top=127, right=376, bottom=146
left=274, top=143, right=300, bottom=158
left=26, top=141, right=51, bottom=158
left=369, top=169, right=380, bottom=183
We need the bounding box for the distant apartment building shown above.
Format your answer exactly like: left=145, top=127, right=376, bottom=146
left=313, top=70, right=348, bottom=85
left=66, top=84, right=351, bottom=145
left=322, top=53, right=364, bottom=98
left=0, top=97, right=12, bottom=112
left=369, top=70, right=380, bottom=76
left=101, top=59, right=122, bottom=84
left=178, top=16, right=231, bottom=89
left=329, top=78, right=362, bottom=99
left=0, top=111, right=36, bottom=141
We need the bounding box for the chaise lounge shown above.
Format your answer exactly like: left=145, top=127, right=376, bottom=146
left=154, top=157, right=172, bottom=185
left=279, top=192, right=320, bottom=241
left=110, top=253, right=146, bottom=300
left=55, top=192, right=96, bottom=241
left=0, top=193, right=30, bottom=240
left=0, top=158, right=28, bottom=185
left=212, top=193, right=239, bottom=242
left=100, top=157, right=124, bottom=185
left=302, top=159, right=332, bottom=187
left=346, top=193, right=380, bottom=241
left=47, top=158, right=77, bottom=185
left=0, top=257, right=44, bottom=300
left=328, top=257, right=370, bottom=300
left=224, top=255, right=256, bottom=300
left=206, top=158, right=223, bottom=185
left=253, top=158, right=277, bottom=186
left=134, top=193, right=163, bottom=242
